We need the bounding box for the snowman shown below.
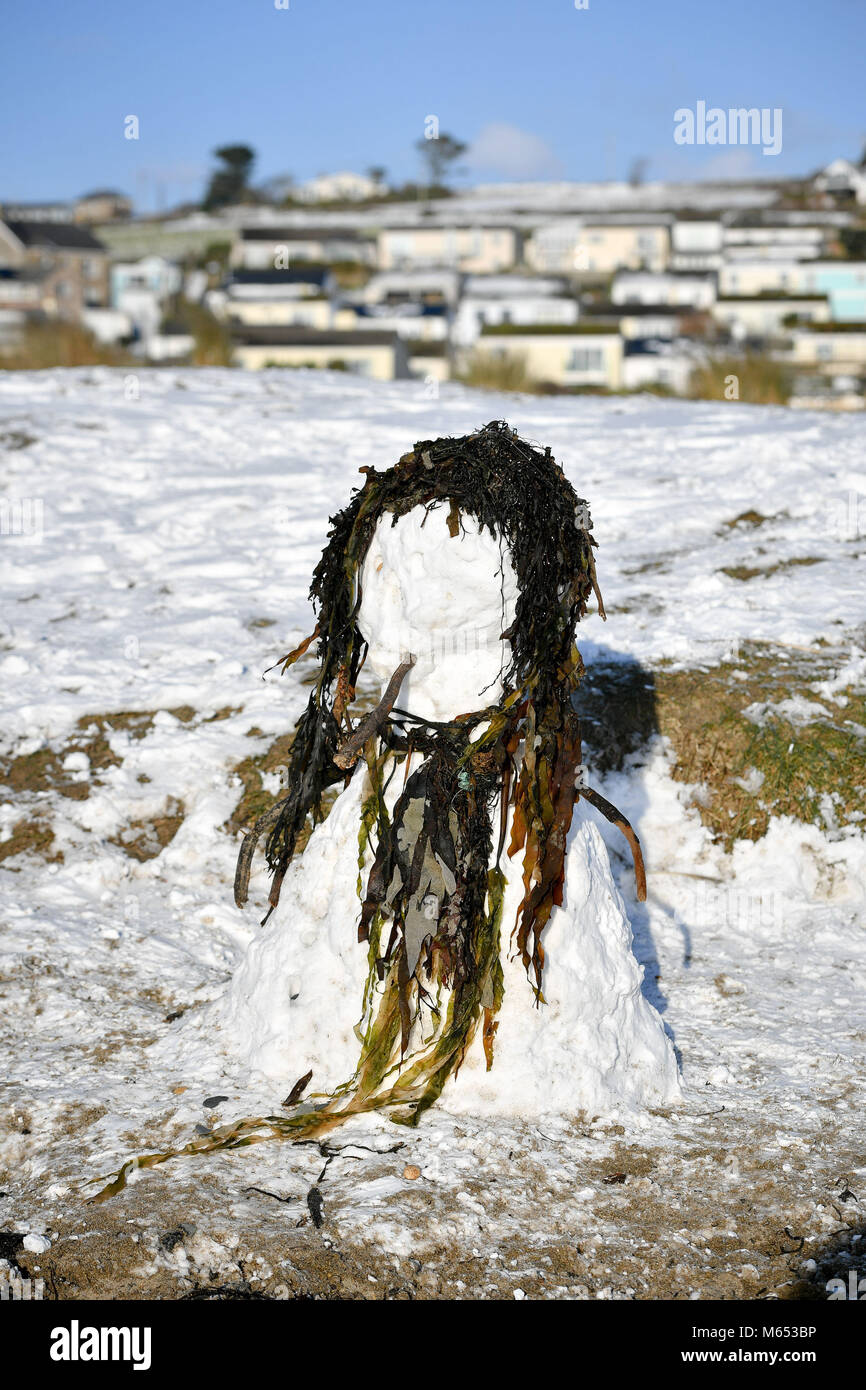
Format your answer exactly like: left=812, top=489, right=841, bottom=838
left=220, top=422, right=680, bottom=1133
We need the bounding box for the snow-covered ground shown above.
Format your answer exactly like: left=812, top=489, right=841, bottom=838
left=1, top=368, right=864, bottom=1300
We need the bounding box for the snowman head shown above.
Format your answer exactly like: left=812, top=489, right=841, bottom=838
left=357, top=505, right=519, bottom=724
left=266, top=420, right=601, bottom=885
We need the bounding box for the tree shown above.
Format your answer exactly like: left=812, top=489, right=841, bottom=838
left=414, top=133, right=466, bottom=192
left=366, top=166, right=388, bottom=191
left=203, top=145, right=256, bottom=211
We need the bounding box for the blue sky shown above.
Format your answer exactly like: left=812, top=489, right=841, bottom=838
left=2, top=0, right=863, bottom=210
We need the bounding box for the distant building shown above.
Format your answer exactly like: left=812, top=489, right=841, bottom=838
left=813, top=159, right=866, bottom=206
left=361, top=269, right=461, bottom=307
left=611, top=270, right=716, bottom=309
left=453, top=280, right=578, bottom=347
left=209, top=267, right=337, bottom=331
left=231, top=225, right=376, bottom=269
left=295, top=171, right=384, bottom=204
left=476, top=323, right=623, bottom=389
left=110, top=255, right=184, bottom=345
left=0, top=218, right=109, bottom=318
left=231, top=325, right=409, bottom=378
left=527, top=219, right=669, bottom=275
left=377, top=225, right=518, bottom=274
left=74, top=190, right=132, bottom=224
left=669, top=217, right=723, bottom=272
left=712, top=294, right=831, bottom=338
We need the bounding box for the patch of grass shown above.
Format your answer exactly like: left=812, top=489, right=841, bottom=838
left=0, top=819, right=62, bottom=865
left=109, top=798, right=186, bottom=861
left=578, top=642, right=865, bottom=851
left=456, top=350, right=538, bottom=394
left=689, top=353, right=793, bottom=406
left=720, top=557, right=824, bottom=582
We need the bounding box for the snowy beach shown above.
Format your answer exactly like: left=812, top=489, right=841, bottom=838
left=1, top=367, right=864, bottom=1300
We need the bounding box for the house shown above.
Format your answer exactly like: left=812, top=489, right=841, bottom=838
left=711, top=294, right=831, bottom=338
left=776, top=322, right=866, bottom=375
left=611, top=270, right=716, bottom=309
left=718, top=260, right=802, bottom=299
left=231, top=225, right=376, bottom=270
left=621, top=341, right=700, bottom=395
left=295, top=171, right=384, bottom=204
left=231, top=326, right=409, bottom=379
left=335, top=301, right=449, bottom=342
left=526, top=219, right=670, bottom=275
left=406, top=340, right=450, bottom=383
left=361, top=269, right=461, bottom=308
left=74, top=190, right=133, bottom=224
left=476, top=323, right=623, bottom=389
left=722, top=220, right=828, bottom=262
left=453, top=283, right=578, bottom=347
left=110, top=255, right=183, bottom=346
left=208, top=268, right=337, bottom=330
left=794, top=261, right=866, bottom=321
left=377, top=225, right=518, bottom=274
left=0, top=218, right=109, bottom=319
left=669, top=217, right=723, bottom=272
left=813, top=159, right=866, bottom=207
left=0, top=200, right=72, bottom=223
left=581, top=301, right=704, bottom=341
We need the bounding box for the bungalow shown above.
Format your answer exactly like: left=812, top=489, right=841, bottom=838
left=669, top=217, right=724, bottom=271
left=581, top=302, right=703, bottom=341
left=477, top=323, right=623, bottom=389
left=231, top=326, right=410, bottom=379
left=775, top=322, right=866, bottom=375
left=453, top=281, right=578, bottom=347
left=295, top=171, right=384, bottom=203
left=377, top=225, right=518, bottom=274
left=794, top=261, right=866, bottom=321
left=361, top=269, right=461, bottom=307
left=335, top=301, right=448, bottom=342
left=527, top=219, right=670, bottom=276
left=812, top=159, right=866, bottom=207
left=611, top=270, right=716, bottom=309
left=711, top=294, right=831, bottom=338
left=231, top=225, right=376, bottom=270
left=209, top=268, right=337, bottom=330
left=0, top=218, right=109, bottom=319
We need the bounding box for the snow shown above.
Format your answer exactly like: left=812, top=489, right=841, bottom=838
left=1, top=367, right=864, bottom=1295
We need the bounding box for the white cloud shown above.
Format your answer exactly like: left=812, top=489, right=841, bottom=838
left=467, top=123, right=563, bottom=180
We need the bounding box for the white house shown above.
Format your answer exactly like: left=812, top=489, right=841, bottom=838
left=377, top=225, right=518, bottom=274
left=712, top=294, right=831, bottom=338
left=231, top=326, right=409, bottom=379
left=813, top=159, right=866, bottom=206
left=361, top=269, right=461, bottom=307
left=231, top=226, right=376, bottom=269
left=453, top=275, right=578, bottom=346
left=295, top=171, right=384, bottom=204
left=611, top=270, right=716, bottom=309
left=526, top=219, right=670, bottom=275
left=669, top=218, right=723, bottom=271
left=476, top=323, right=623, bottom=389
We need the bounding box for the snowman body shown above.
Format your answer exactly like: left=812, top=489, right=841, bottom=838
left=217, top=508, right=680, bottom=1118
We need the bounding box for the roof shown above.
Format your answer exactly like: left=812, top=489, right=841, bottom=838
left=481, top=322, right=618, bottom=336
left=240, top=226, right=365, bottom=241
left=228, top=268, right=330, bottom=287
left=231, top=326, right=399, bottom=347
left=5, top=219, right=106, bottom=251
left=584, top=302, right=688, bottom=317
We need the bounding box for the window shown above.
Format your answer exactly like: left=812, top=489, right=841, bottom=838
left=567, top=347, right=604, bottom=372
